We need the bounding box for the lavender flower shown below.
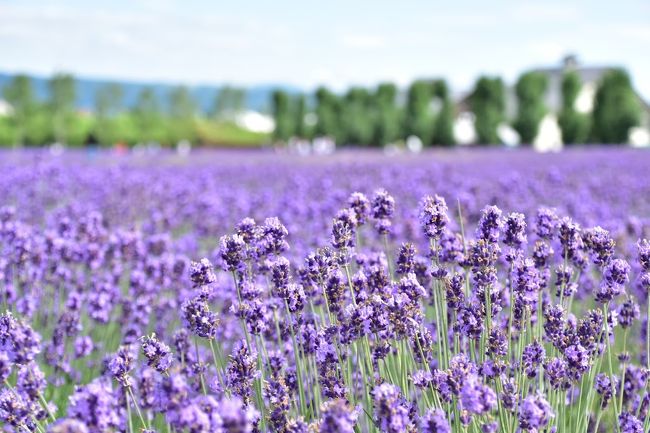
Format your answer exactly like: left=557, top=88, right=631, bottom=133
left=320, top=399, right=358, bottom=433
left=544, top=358, right=568, bottom=390
left=618, top=412, right=643, bottom=433
left=348, top=192, right=370, bottom=225
left=181, top=296, right=219, bottom=339
left=583, top=227, right=615, bottom=266
left=68, top=379, right=120, bottom=433
left=420, top=408, right=451, bottom=433
left=0, top=351, right=11, bottom=382
left=638, top=239, right=650, bottom=270
left=618, top=299, right=640, bottom=328
left=74, top=336, right=94, bottom=359
left=476, top=205, right=503, bottom=243
left=189, top=258, right=217, bottom=288
left=603, top=258, right=630, bottom=286
left=371, top=189, right=395, bottom=235
left=47, top=419, right=90, bottom=433
left=595, top=373, right=618, bottom=407
left=259, top=217, right=289, bottom=255
left=0, top=312, right=41, bottom=364
left=373, top=383, right=413, bottom=433
left=219, top=234, right=246, bottom=272
left=459, top=374, right=497, bottom=415
left=396, top=243, right=416, bottom=275
left=227, top=339, right=260, bottom=405
left=518, top=393, right=554, bottom=432
left=108, top=346, right=135, bottom=387
left=219, top=396, right=260, bottom=433
left=0, top=389, right=34, bottom=430
left=141, top=333, right=174, bottom=374
left=419, top=195, right=449, bottom=240
left=535, top=207, right=557, bottom=239
left=16, top=361, right=47, bottom=400
left=332, top=210, right=357, bottom=251
left=522, top=341, right=545, bottom=378
left=503, top=212, right=527, bottom=248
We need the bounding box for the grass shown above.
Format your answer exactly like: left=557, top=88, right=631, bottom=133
left=196, top=119, right=270, bottom=147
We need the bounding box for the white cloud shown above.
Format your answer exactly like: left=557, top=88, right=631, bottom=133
left=0, top=0, right=648, bottom=101
left=616, top=24, right=650, bottom=44
left=339, top=34, right=385, bottom=49
left=510, top=3, right=579, bottom=21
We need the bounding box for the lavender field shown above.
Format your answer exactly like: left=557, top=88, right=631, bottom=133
left=1, top=148, right=650, bottom=433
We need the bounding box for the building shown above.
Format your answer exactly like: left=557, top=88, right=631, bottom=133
left=454, top=55, right=650, bottom=150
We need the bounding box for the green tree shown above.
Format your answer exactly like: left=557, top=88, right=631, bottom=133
left=24, top=105, right=53, bottom=145
left=94, top=83, right=124, bottom=145
left=169, top=86, right=197, bottom=118
left=132, top=88, right=166, bottom=144
left=470, top=76, right=505, bottom=145
left=372, top=83, right=401, bottom=147
left=48, top=73, right=77, bottom=144
left=513, top=72, right=548, bottom=145
left=403, top=80, right=432, bottom=144
left=314, top=87, right=341, bottom=141
left=66, top=114, right=94, bottom=147
left=431, top=80, right=455, bottom=146
left=271, top=89, right=293, bottom=142
left=231, top=88, right=246, bottom=113
left=2, top=74, right=35, bottom=146
left=294, top=94, right=307, bottom=139
left=591, top=69, right=641, bottom=144
left=212, top=86, right=246, bottom=118
left=168, top=86, right=198, bottom=143
left=558, top=71, right=590, bottom=145
left=0, top=116, right=17, bottom=146
left=341, top=87, right=374, bottom=146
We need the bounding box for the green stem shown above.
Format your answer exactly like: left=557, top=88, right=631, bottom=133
left=127, top=386, right=149, bottom=429
left=603, top=303, right=620, bottom=431
left=284, top=301, right=308, bottom=417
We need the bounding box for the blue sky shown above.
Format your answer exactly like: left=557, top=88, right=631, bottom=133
left=1, top=0, right=649, bottom=98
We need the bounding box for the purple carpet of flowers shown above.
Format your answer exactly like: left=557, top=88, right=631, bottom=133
left=0, top=148, right=649, bottom=433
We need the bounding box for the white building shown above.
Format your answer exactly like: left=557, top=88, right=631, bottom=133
left=0, top=99, right=13, bottom=116
left=453, top=55, right=650, bottom=150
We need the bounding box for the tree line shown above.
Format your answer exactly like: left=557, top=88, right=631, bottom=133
left=0, top=68, right=643, bottom=147
left=271, top=68, right=643, bottom=146
left=0, top=74, right=253, bottom=147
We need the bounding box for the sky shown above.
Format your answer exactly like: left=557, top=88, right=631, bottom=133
left=1, top=0, right=649, bottom=98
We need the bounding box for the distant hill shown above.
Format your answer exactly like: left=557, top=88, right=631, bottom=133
left=0, top=72, right=302, bottom=113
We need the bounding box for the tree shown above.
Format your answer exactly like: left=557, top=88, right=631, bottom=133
left=431, top=80, right=455, bottom=146
left=212, top=86, right=246, bottom=118
left=24, top=105, right=52, bottom=145
left=470, top=76, right=505, bottom=145
left=294, top=94, right=307, bottom=139
left=341, top=87, right=373, bottom=146
left=48, top=73, right=77, bottom=144
left=168, top=86, right=198, bottom=143
left=231, top=88, right=246, bottom=113
left=372, top=83, right=401, bottom=147
left=513, top=72, right=548, bottom=145
left=271, top=89, right=293, bottom=142
left=0, top=116, right=17, bottom=146
left=314, top=87, right=341, bottom=141
left=591, top=69, right=641, bottom=144
left=132, top=88, right=166, bottom=144
left=94, top=83, right=124, bottom=145
left=558, top=71, right=590, bottom=145
left=169, top=86, right=197, bottom=118
left=2, top=74, right=35, bottom=146
left=403, top=80, right=432, bottom=144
